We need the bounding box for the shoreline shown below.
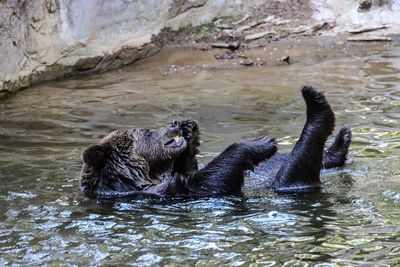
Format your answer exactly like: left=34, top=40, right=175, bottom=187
left=1, top=0, right=399, bottom=97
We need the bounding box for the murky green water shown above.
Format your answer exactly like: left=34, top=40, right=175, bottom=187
left=1, top=43, right=400, bottom=266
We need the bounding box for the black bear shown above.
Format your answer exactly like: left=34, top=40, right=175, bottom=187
left=79, top=86, right=351, bottom=198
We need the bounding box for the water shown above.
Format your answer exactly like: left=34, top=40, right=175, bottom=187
left=1, top=42, right=400, bottom=266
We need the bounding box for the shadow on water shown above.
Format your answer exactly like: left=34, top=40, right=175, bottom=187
left=1, top=45, right=400, bottom=265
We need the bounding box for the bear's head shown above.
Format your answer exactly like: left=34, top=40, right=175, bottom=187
left=79, top=121, right=187, bottom=198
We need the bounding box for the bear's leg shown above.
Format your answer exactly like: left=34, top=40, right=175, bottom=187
left=159, top=136, right=277, bottom=197
left=188, top=136, right=277, bottom=196
left=270, top=86, right=335, bottom=192
left=322, top=126, right=352, bottom=169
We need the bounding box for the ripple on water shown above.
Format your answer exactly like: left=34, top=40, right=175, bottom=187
left=1, top=46, right=400, bottom=266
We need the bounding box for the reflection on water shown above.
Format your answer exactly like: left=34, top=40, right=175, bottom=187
left=1, top=45, right=400, bottom=266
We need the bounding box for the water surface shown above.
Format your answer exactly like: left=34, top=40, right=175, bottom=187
left=1, top=42, right=400, bottom=266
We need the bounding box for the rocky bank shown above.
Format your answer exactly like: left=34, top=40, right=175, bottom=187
left=1, top=0, right=399, bottom=95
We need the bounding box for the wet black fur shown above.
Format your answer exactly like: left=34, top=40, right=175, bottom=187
left=152, top=136, right=278, bottom=198
left=255, top=86, right=351, bottom=192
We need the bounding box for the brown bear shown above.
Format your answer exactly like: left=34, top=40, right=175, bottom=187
left=79, top=86, right=351, bottom=198
left=79, top=120, right=277, bottom=198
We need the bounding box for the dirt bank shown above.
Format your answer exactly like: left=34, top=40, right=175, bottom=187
left=1, top=0, right=399, bottom=96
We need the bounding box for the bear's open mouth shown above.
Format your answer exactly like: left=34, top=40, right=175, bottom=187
left=164, top=136, right=184, bottom=148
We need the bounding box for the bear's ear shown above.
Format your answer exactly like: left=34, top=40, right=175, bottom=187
left=82, top=144, right=110, bottom=170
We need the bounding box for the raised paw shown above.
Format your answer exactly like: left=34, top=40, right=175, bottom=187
left=241, top=136, right=277, bottom=164
left=180, top=119, right=200, bottom=151
left=339, top=126, right=352, bottom=145
left=180, top=119, right=199, bottom=136
left=301, top=86, right=335, bottom=136
left=323, top=126, right=352, bottom=169
left=171, top=120, right=200, bottom=176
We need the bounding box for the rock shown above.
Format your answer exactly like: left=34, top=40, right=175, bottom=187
left=263, top=15, right=275, bottom=23
left=347, top=36, right=392, bottom=42
left=45, top=0, right=58, bottom=13
left=72, top=56, right=103, bottom=72
left=255, top=58, right=264, bottom=66
left=215, top=53, right=248, bottom=60
left=278, top=56, right=291, bottom=65
left=358, top=0, right=372, bottom=11
left=237, top=21, right=263, bottom=32
left=272, top=19, right=291, bottom=26
left=214, top=53, right=235, bottom=60
left=348, top=25, right=388, bottom=34
left=232, top=14, right=250, bottom=25
left=168, top=0, right=207, bottom=19
left=239, top=60, right=254, bottom=66
left=211, top=42, right=240, bottom=50
left=245, top=31, right=274, bottom=40
left=311, top=22, right=333, bottom=32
